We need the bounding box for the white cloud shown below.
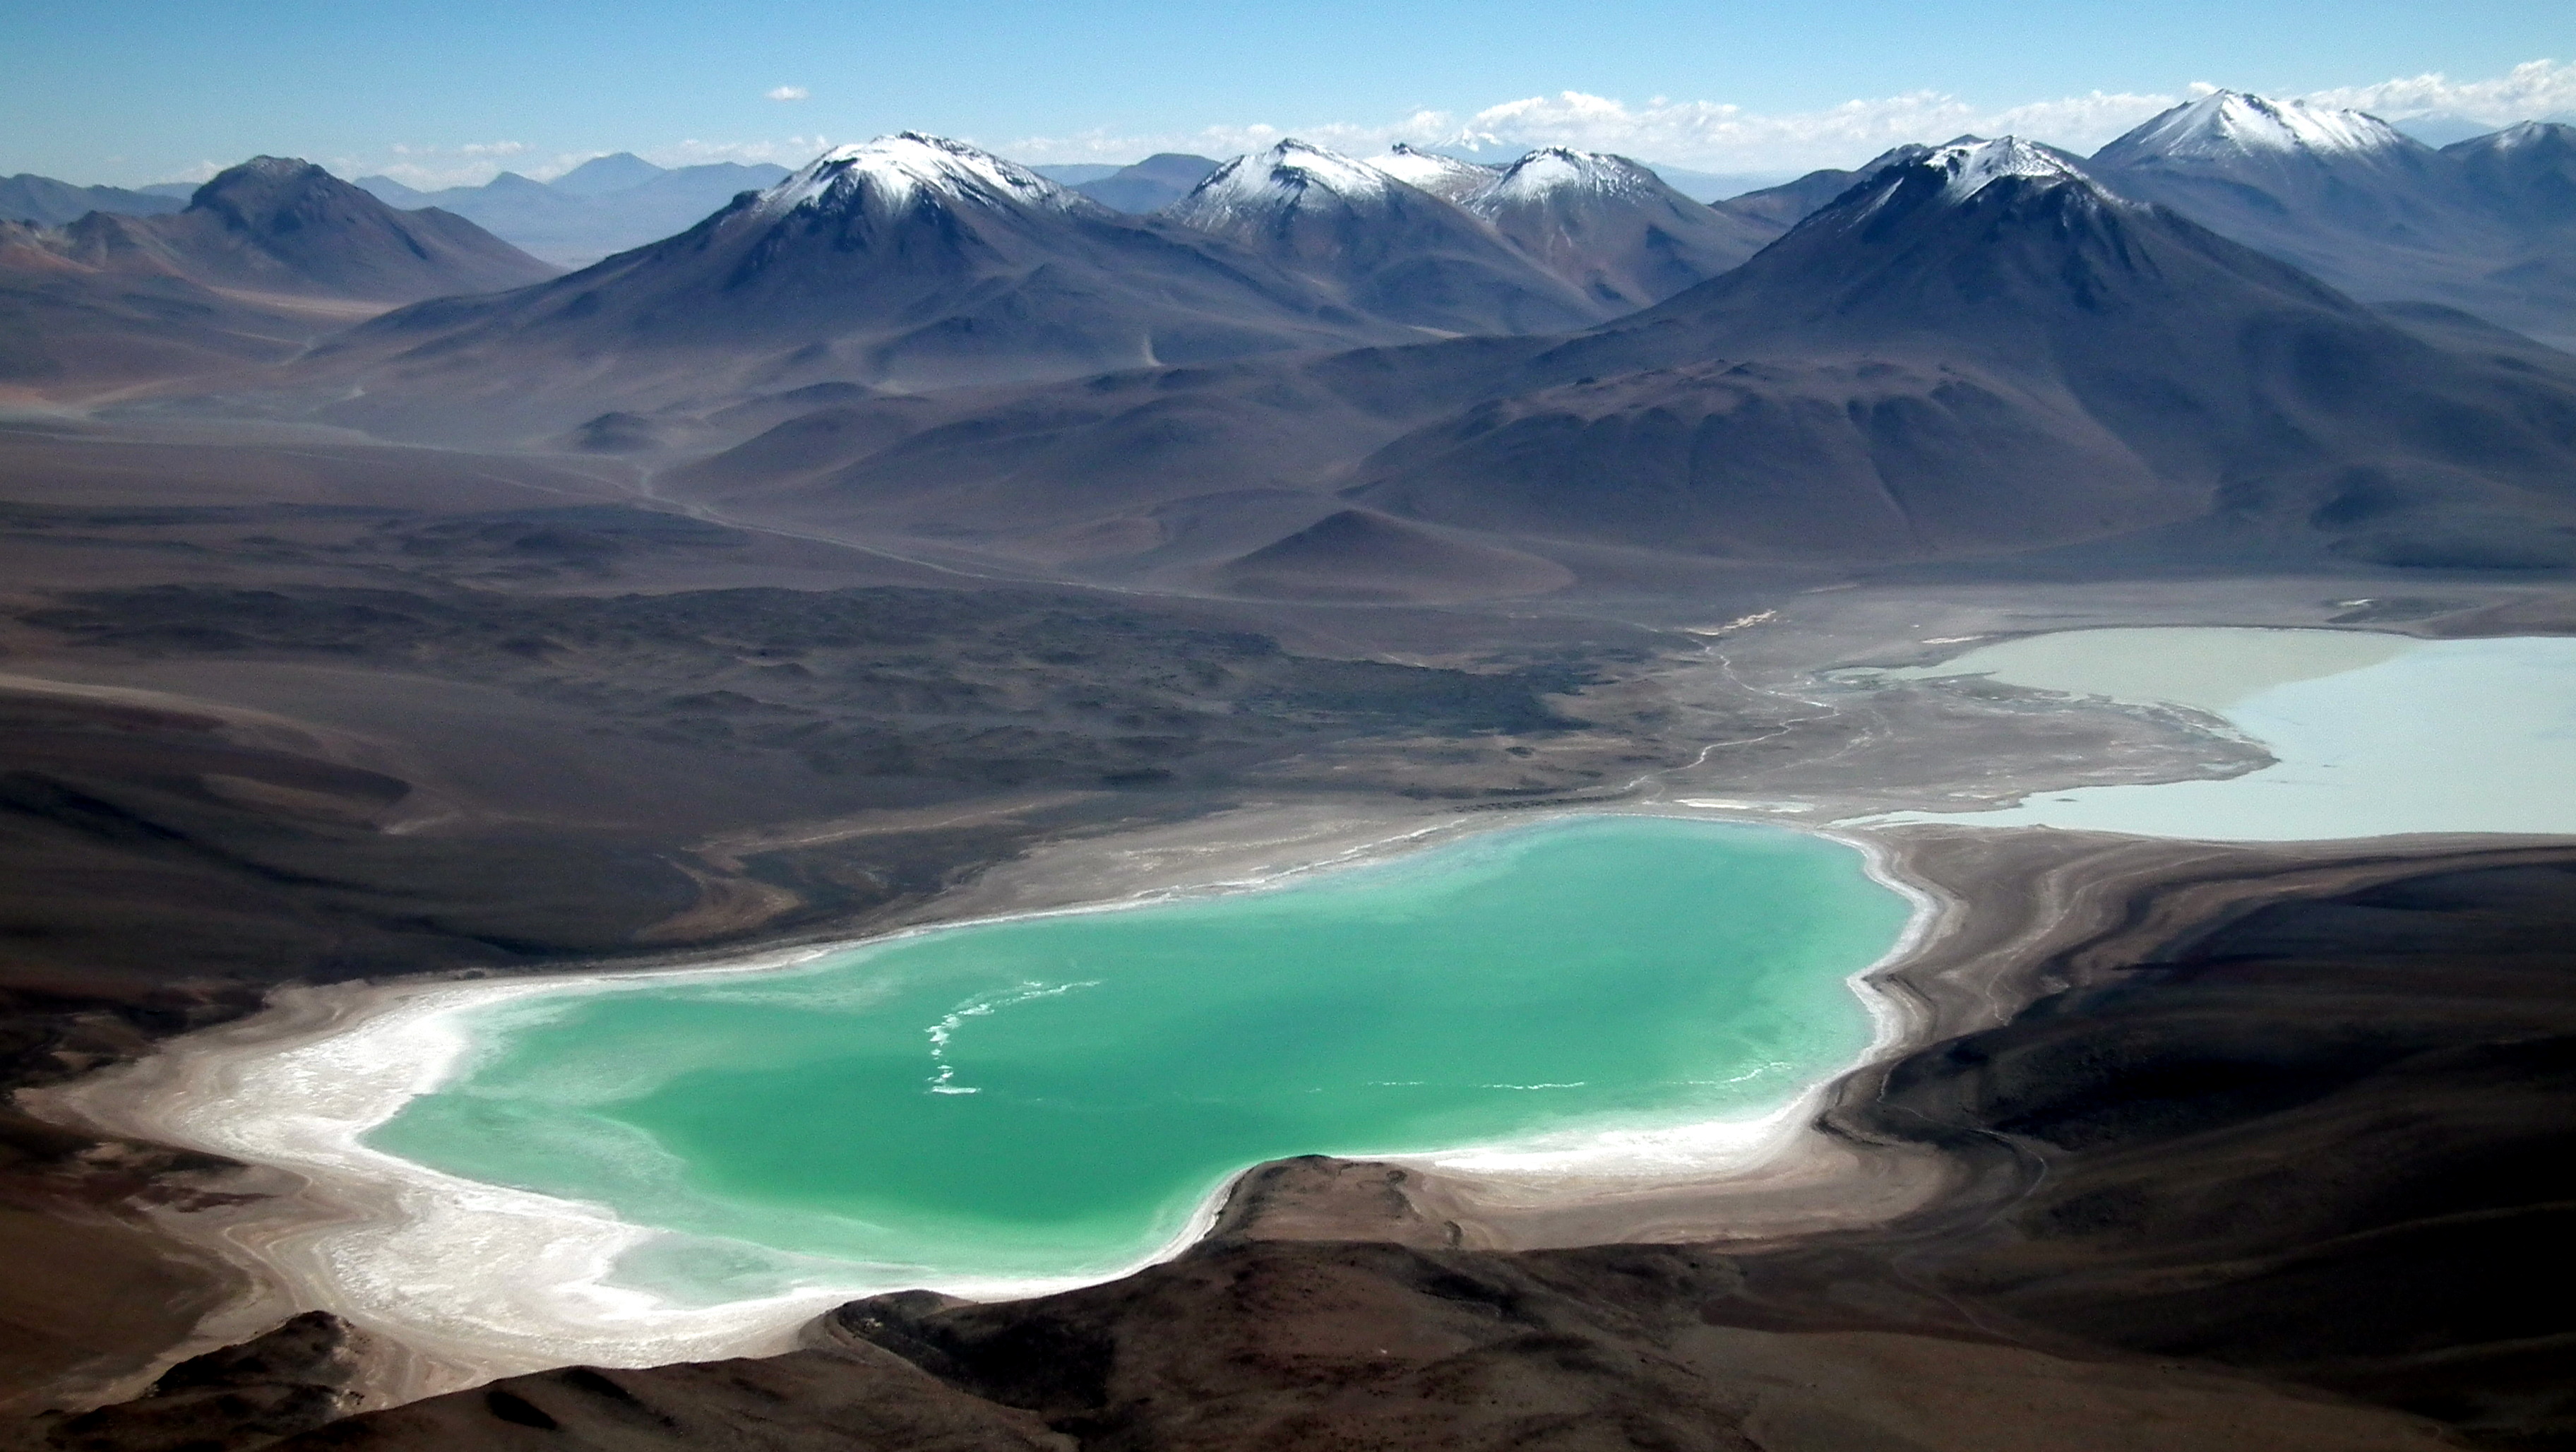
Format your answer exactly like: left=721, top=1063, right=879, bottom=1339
left=299, top=58, right=2575, bottom=197
left=645, top=136, right=834, bottom=167
left=995, top=57, right=2570, bottom=174
left=765, top=85, right=809, bottom=102
left=1001, top=89, right=2181, bottom=173
left=2302, top=58, right=2576, bottom=122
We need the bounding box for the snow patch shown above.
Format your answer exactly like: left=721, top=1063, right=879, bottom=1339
left=755, top=133, right=1088, bottom=220
left=1474, top=147, right=1664, bottom=208
left=1373, top=143, right=1496, bottom=200
left=1167, top=139, right=1403, bottom=227
left=1927, top=136, right=2089, bottom=200
left=2106, top=90, right=2414, bottom=164
left=2481, top=120, right=2562, bottom=151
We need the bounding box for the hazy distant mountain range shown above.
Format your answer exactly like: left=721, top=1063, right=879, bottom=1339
left=1, top=152, right=1777, bottom=253
left=0, top=157, right=553, bottom=387
left=1037, top=154, right=1224, bottom=212
left=350, top=154, right=794, bottom=266
left=15, top=100, right=2560, bottom=345
left=0, top=174, right=188, bottom=227
left=1462, top=148, right=1775, bottom=309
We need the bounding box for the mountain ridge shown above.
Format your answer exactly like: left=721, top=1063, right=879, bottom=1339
left=299, top=134, right=1431, bottom=439
left=0, top=173, right=187, bottom=227
left=1458, top=147, right=1775, bottom=308
left=2087, top=93, right=2575, bottom=346
left=355, top=158, right=795, bottom=265
left=1161, top=138, right=1618, bottom=335
left=1345, top=137, right=2576, bottom=567
left=26, top=157, right=561, bottom=302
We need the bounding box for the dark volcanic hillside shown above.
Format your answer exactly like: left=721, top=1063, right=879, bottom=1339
left=40, top=157, right=556, bottom=302
left=1707, top=141, right=1943, bottom=232
left=1347, top=138, right=2576, bottom=569
left=311, top=134, right=1414, bottom=441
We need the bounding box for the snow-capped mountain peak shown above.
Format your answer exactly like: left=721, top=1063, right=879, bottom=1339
left=1373, top=143, right=1496, bottom=201
left=1171, top=139, right=1403, bottom=224
left=2482, top=119, right=2564, bottom=152
left=1806, top=137, right=2115, bottom=234
left=756, top=133, right=1090, bottom=219
left=1924, top=137, right=2092, bottom=201
left=1477, top=148, right=1663, bottom=206
left=2097, top=90, right=2414, bottom=167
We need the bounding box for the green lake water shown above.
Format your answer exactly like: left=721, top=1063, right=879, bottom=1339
left=366, top=816, right=1912, bottom=1301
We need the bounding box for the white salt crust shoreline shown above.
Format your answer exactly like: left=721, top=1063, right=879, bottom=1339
left=25, top=807, right=1941, bottom=1397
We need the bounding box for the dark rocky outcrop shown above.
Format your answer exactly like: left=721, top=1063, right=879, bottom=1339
left=23, top=1313, right=377, bottom=1452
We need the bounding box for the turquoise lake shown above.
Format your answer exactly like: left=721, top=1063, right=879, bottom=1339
left=366, top=816, right=1912, bottom=1301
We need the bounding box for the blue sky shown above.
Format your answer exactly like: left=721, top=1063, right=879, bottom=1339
left=7, top=0, right=2572, bottom=186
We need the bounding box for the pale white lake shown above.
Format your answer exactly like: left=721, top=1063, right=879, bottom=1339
left=1858, top=628, right=2576, bottom=841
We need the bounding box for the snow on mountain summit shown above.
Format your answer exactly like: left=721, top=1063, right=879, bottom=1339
left=1164, top=139, right=1408, bottom=229
left=1794, top=136, right=2127, bottom=242
left=1372, top=144, right=1496, bottom=201
left=1158, top=138, right=1611, bottom=335
left=1475, top=147, right=1666, bottom=206
left=1926, top=136, right=2093, bottom=200
left=2095, top=91, right=2415, bottom=168
left=756, top=133, right=1095, bottom=220
left=2482, top=120, right=2563, bottom=152
left=1460, top=145, right=1770, bottom=309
